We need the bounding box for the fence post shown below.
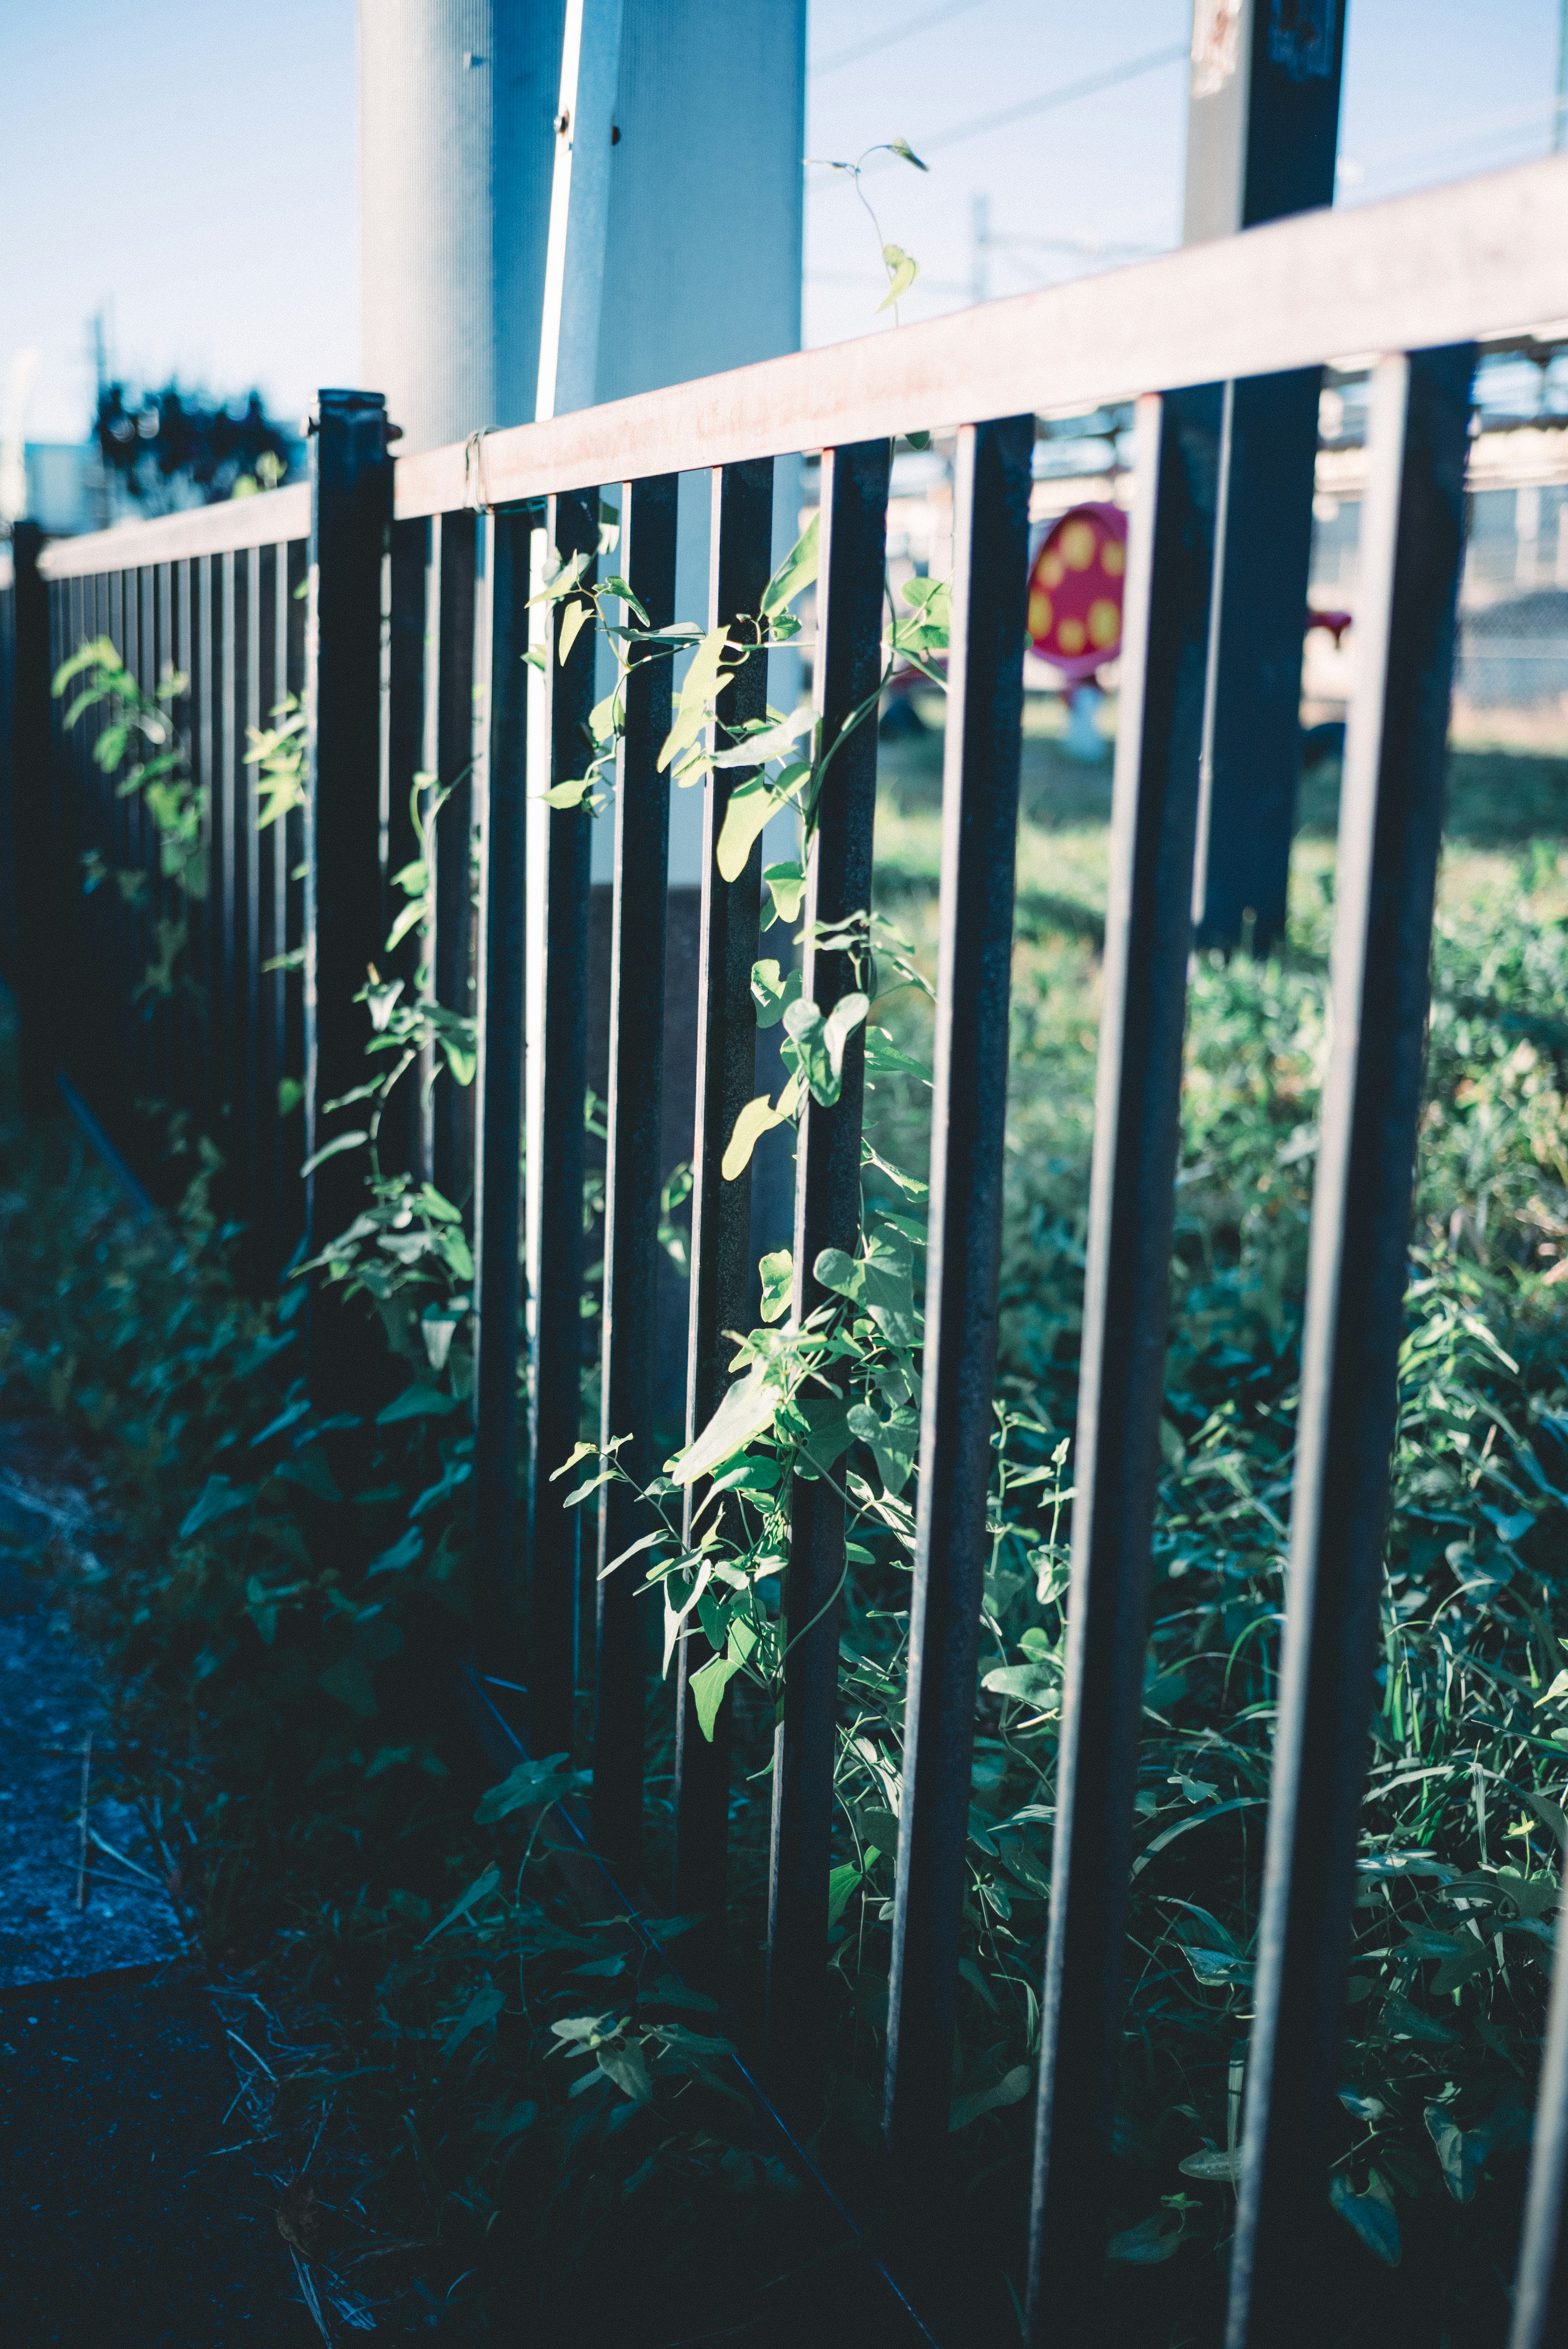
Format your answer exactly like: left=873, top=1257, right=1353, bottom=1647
left=766, top=439, right=890, bottom=2100
left=526, top=487, right=599, bottom=1761
left=671, top=458, right=774, bottom=1952
left=1225, top=344, right=1476, bottom=2348
left=1186, top=0, right=1347, bottom=953
left=304, top=388, right=393, bottom=1405
left=7, top=522, right=66, bottom=1115
left=592, top=471, right=679, bottom=1882
left=1025, top=383, right=1224, bottom=2340
left=472, top=508, right=532, bottom=1675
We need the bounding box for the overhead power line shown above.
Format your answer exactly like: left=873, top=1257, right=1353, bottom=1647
left=808, top=40, right=1190, bottom=192
left=811, top=0, right=993, bottom=80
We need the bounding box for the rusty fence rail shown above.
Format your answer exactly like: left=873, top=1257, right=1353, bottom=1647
left=4, top=151, right=1568, bottom=2346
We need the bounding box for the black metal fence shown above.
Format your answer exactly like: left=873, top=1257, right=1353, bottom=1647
left=4, top=152, right=1568, bottom=2345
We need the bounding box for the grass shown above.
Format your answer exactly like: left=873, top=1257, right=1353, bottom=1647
left=0, top=704, right=1564, bottom=2345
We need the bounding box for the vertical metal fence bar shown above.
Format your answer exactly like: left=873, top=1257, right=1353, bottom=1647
left=154, top=562, right=173, bottom=1152
left=430, top=509, right=478, bottom=1207
left=671, top=456, right=774, bottom=1937
left=384, top=517, right=429, bottom=1179
left=878, top=415, right=1033, bottom=2209
left=284, top=537, right=309, bottom=1259
left=106, top=566, right=131, bottom=1131
left=197, top=553, right=217, bottom=1138
left=1025, top=383, right=1224, bottom=2341
left=766, top=438, right=892, bottom=2094
left=1512, top=1884, right=1568, bottom=2342
left=527, top=486, right=599, bottom=1760
left=1226, top=344, right=1475, bottom=2346
left=0, top=566, right=13, bottom=1013
left=220, top=547, right=245, bottom=1210
left=242, top=546, right=262, bottom=1263
left=472, top=506, right=535, bottom=1671
left=83, top=568, right=114, bottom=1125
left=253, top=542, right=279, bottom=1274
left=305, top=390, right=393, bottom=1403
left=8, top=524, right=58, bottom=1114
left=175, top=558, right=195, bottom=1133
left=592, top=470, right=679, bottom=1880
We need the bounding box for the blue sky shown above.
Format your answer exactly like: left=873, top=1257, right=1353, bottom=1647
left=3, top=0, right=1565, bottom=441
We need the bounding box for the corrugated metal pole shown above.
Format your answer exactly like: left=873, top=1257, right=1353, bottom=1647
left=535, top=0, right=625, bottom=424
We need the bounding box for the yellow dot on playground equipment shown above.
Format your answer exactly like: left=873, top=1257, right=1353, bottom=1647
left=1102, top=538, right=1125, bottom=577
left=1029, top=589, right=1054, bottom=637
left=1057, top=617, right=1086, bottom=654
left=1040, top=553, right=1065, bottom=588
left=1061, top=520, right=1096, bottom=571
left=1088, top=598, right=1120, bottom=648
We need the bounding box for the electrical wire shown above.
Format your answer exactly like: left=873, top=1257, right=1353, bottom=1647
left=811, top=0, right=994, bottom=80
left=808, top=40, right=1189, bottom=192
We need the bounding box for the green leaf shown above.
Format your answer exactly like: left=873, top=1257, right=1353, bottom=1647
left=888, top=136, right=928, bottom=170
left=179, top=1474, right=253, bottom=1538
left=949, top=2063, right=1032, bottom=2132
left=597, top=2039, right=653, bottom=2102
left=368, top=1526, right=425, bottom=1578
left=272, top=1450, right=343, bottom=1504
left=813, top=1247, right=862, bottom=1301
left=763, top=860, right=807, bottom=926
left=751, top=958, right=803, bottom=1029
left=473, top=1755, right=577, bottom=1825
left=758, top=1248, right=794, bottom=1324
left=376, top=1384, right=463, bottom=1425
left=709, top=706, right=815, bottom=770
left=300, top=1129, right=368, bottom=1177
left=409, top=1458, right=472, bottom=1518
left=318, top=1654, right=379, bottom=1718
left=598, top=1528, right=668, bottom=1582
left=1330, top=2171, right=1401, bottom=2267
left=540, top=778, right=594, bottom=810
left=1179, top=2148, right=1241, bottom=2182
left=249, top=1396, right=312, bottom=1448
left=1181, top=1947, right=1254, bottom=1988
left=557, top=595, right=594, bottom=666
left=673, top=1364, right=784, bottom=1487
left=1429, top=1932, right=1492, bottom=1995
left=981, top=1660, right=1060, bottom=1705
left=1106, top=2211, right=1184, bottom=2264
left=658, top=623, right=733, bottom=774
left=1423, top=2096, right=1530, bottom=2202
left=552, top=1439, right=598, bottom=1482
left=715, top=778, right=782, bottom=883
left=722, top=1091, right=791, bottom=1182
left=826, top=1862, right=862, bottom=1928
left=760, top=513, right=819, bottom=621
left=277, top=1076, right=304, bottom=1117
left=689, top=1647, right=743, bottom=1741
left=847, top=1400, right=918, bottom=1495
left=789, top=1394, right=854, bottom=1478
left=862, top=1229, right=917, bottom=1345
left=442, top=1979, right=506, bottom=2062
left=561, top=1467, right=615, bottom=1509
left=782, top=992, right=868, bottom=1107
left=878, top=244, right=920, bottom=310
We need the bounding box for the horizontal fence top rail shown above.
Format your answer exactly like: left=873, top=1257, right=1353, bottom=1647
left=394, top=154, right=1568, bottom=517
left=29, top=156, right=1568, bottom=586
left=37, top=481, right=310, bottom=582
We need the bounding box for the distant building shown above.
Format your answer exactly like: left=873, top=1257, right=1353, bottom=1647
left=21, top=445, right=93, bottom=536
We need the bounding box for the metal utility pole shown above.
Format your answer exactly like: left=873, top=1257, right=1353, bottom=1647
left=1186, top=0, right=1348, bottom=953
left=970, top=192, right=990, bottom=305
